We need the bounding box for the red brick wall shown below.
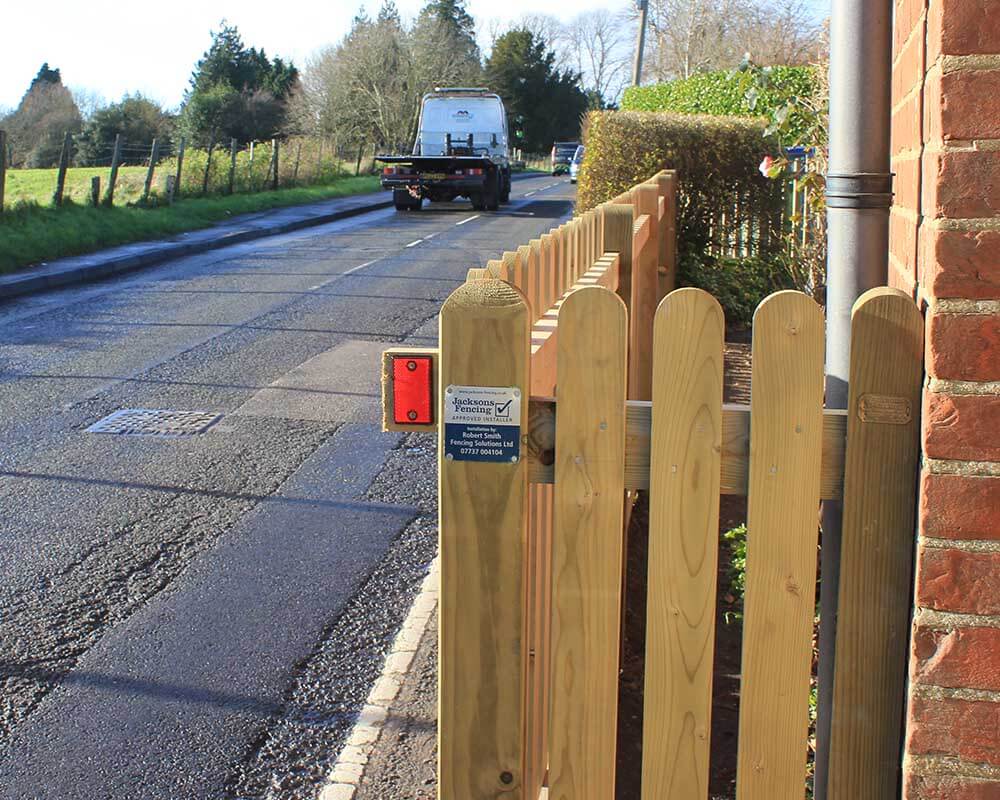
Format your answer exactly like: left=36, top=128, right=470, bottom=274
left=890, top=1, right=1000, bottom=797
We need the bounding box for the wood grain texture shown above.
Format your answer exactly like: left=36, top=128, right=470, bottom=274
left=549, top=287, right=628, bottom=800
left=439, top=279, right=530, bottom=800
left=736, top=290, right=825, bottom=800
left=827, top=288, right=924, bottom=800
left=602, top=205, right=634, bottom=316
left=642, top=289, right=724, bottom=800
left=540, top=234, right=555, bottom=312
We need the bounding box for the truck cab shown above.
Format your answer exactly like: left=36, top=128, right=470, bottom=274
left=379, top=88, right=512, bottom=211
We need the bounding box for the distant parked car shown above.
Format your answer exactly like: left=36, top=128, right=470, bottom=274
left=569, top=146, right=585, bottom=183
left=551, top=141, right=580, bottom=175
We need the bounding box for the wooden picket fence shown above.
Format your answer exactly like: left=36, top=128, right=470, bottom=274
left=381, top=171, right=924, bottom=800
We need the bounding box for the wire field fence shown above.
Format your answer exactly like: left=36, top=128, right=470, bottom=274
left=0, top=129, right=384, bottom=213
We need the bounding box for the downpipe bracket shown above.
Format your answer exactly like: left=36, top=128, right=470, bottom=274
left=825, top=172, right=894, bottom=209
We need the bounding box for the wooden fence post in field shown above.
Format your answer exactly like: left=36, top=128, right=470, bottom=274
left=104, top=133, right=122, bottom=206
left=549, top=286, right=628, bottom=800
left=141, top=138, right=159, bottom=204
left=165, top=175, right=175, bottom=205
left=90, top=176, right=100, bottom=207
left=174, top=136, right=186, bottom=200
left=642, top=288, right=724, bottom=800
left=438, top=279, right=530, bottom=800
left=228, top=139, right=238, bottom=195
left=736, top=291, right=825, bottom=799
left=292, top=140, right=302, bottom=184
left=52, top=131, right=72, bottom=206
left=0, top=130, right=6, bottom=214
left=202, top=132, right=216, bottom=196
left=827, top=288, right=924, bottom=800
left=269, top=138, right=279, bottom=190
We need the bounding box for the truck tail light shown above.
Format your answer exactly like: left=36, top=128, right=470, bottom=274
left=466, top=168, right=483, bottom=175
left=382, top=166, right=398, bottom=175
left=392, top=356, right=434, bottom=425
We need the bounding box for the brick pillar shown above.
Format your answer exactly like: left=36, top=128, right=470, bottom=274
left=890, top=1, right=1000, bottom=797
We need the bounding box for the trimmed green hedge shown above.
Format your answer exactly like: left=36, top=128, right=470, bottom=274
left=578, top=110, right=781, bottom=255
left=577, top=110, right=792, bottom=323
left=622, top=67, right=816, bottom=140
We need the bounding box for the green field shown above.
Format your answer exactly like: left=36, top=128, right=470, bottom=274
left=3, top=166, right=152, bottom=208
left=0, top=175, right=382, bottom=275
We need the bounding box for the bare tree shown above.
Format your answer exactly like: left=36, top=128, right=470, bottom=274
left=643, top=0, right=824, bottom=81
left=562, top=9, right=632, bottom=103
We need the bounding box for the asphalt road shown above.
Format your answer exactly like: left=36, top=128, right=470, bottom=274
left=0, top=174, right=575, bottom=799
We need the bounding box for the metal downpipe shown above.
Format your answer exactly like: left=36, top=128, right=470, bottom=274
left=814, top=1, right=894, bottom=798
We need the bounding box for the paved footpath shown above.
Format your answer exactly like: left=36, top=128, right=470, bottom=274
left=0, top=174, right=572, bottom=799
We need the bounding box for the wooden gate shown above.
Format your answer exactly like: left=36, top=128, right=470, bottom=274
left=381, top=172, right=924, bottom=800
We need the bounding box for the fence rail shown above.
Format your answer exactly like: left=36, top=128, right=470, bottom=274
left=381, top=171, right=924, bottom=800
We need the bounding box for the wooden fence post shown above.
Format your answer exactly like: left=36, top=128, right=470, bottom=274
left=248, top=140, right=256, bottom=191
left=438, top=279, right=530, bottom=800
left=292, top=140, right=302, bottom=184
left=90, top=176, right=100, bottom=207
left=104, top=133, right=122, bottom=206
left=549, top=286, right=628, bottom=800
left=827, top=288, right=924, bottom=800
left=141, top=138, right=159, bottom=204
left=642, top=288, right=724, bottom=799
left=602, top=203, right=635, bottom=332
left=737, top=291, right=825, bottom=800
left=0, top=129, right=6, bottom=214
left=174, top=136, right=186, bottom=200
left=631, top=184, right=660, bottom=401
left=228, top=139, right=238, bottom=195
left=52, top=131, right=72, bottom=206
left=202, top=131, right=216, bottom=196
left=269, top=138, right=279, bottom=190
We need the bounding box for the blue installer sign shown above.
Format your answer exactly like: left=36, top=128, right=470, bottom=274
left=443, top=385, right=522, bottom=463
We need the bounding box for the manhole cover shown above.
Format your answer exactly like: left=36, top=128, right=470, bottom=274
left=86, top=409, right=222, bottom=437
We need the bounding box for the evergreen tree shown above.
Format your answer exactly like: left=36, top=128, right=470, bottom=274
left=181, top=22, right=299, bottom=143
left=485, top=30, right=587, bottom=152
left=75, top=94, right=173, bottom=165
left=411, top=0, right=482, bottom=89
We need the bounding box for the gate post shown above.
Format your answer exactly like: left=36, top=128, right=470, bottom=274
left=438, top=279, right=531, bottom=800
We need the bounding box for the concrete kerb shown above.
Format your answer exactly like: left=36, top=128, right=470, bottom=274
left=0, top=171, right=550, bottom=304
left=0, top=195, right=394, bottom=303
left=319, top=555, right=440, bottom=800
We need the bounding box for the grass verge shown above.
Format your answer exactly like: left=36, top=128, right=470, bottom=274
left=0, top=176, right=382, bottom=276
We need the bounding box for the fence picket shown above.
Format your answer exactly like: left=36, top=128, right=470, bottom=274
left=737, top=291, right=825, bottom=800
left=438, top=279, right=530, bottom=800
left=827, top=288, right=924, bottom=800
left=541, top=233, right=555, bottom=312
left=549, top=286, right=628, bottom=800
left=643, top=288, right=725, bottom=800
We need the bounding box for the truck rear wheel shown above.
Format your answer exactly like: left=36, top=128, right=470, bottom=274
left=393, top=188, right=422, bottom=211
left=500, top=173, right=511, bottom=203
left=484, top=171, right=500, bottom=212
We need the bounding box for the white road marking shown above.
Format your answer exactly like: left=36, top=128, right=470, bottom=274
left=524, top=191, right=536, bottom=197
left=344, top=260, right=375, bottom=275
left=405, top=239, right=422, bottom=248
left=423, top=232, right=437, bottom=239
left=455, top=215, right=481, bottom=226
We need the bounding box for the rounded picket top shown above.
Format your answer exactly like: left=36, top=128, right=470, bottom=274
left=752, top=289, right=825, bottom=341
left=850, top=286, right=925, bottom=363
left=654, top=287, right=725, bottom=341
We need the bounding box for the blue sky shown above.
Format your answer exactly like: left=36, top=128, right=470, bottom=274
left=1, top=0, right=831, bottom=112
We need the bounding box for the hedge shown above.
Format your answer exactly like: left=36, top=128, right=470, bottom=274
left=577, top=110, right=782, bottom=256
left=621, top=67, right=816, bottom=141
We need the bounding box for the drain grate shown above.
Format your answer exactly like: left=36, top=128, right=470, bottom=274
left=86, top=409, right=222, bottom=437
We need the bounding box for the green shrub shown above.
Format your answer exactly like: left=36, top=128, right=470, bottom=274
left=622, top=67, right=816, bottom=141
left=679, top=252, right=795, bottom=326
left=578, top=110, right=783, bottom=260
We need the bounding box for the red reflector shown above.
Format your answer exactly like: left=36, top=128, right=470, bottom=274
left=382, top=166, right=397, bottom=175
left=393, top=356, right=434, bottom=425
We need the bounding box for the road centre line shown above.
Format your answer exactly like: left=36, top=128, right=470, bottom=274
left=455, top=215, right=481, bottom=226
left=405, top=240, right=423, bottom=248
